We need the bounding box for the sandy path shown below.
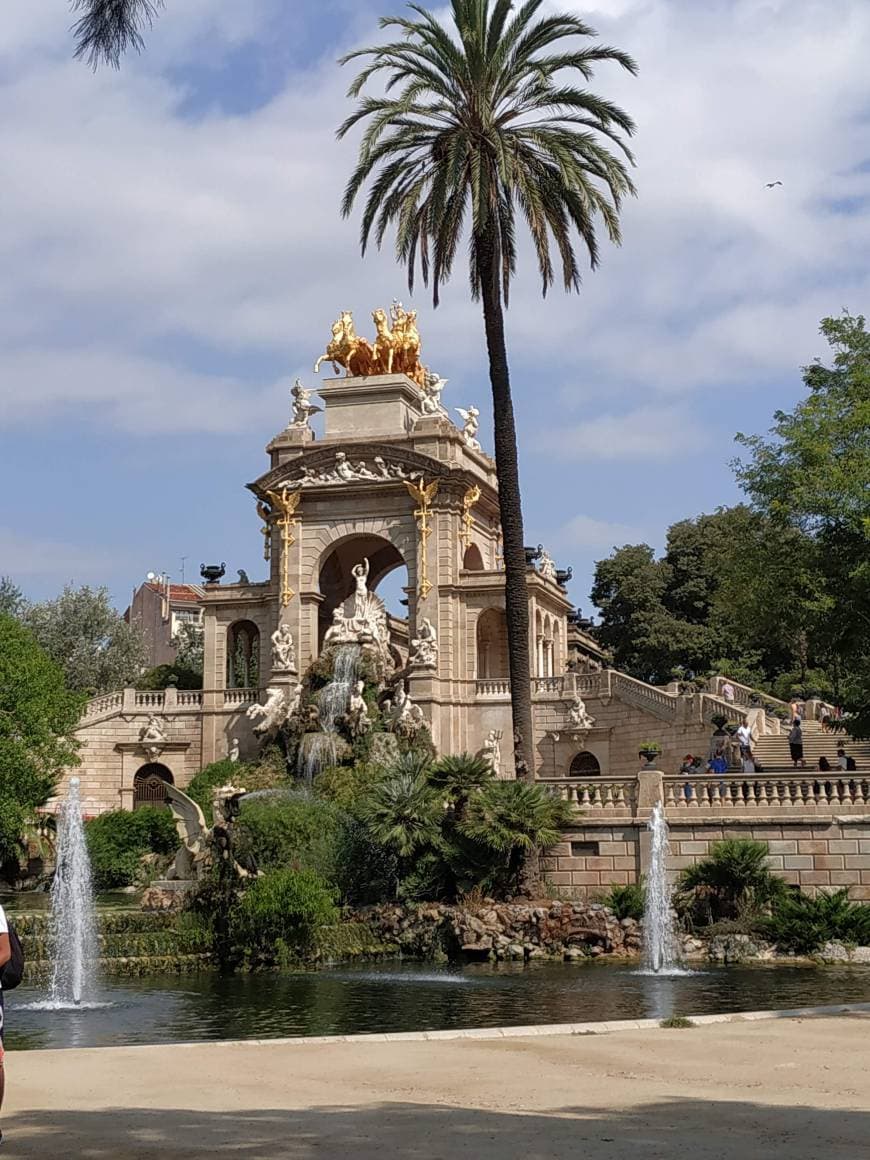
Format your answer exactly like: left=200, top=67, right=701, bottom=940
left=2, top=1016, right=869, bottom=1158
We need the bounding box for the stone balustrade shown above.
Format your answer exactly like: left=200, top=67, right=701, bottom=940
left=81, top=686, right=257, bottom=723
left=664, top=773, right=870, bottom=811
left=546, top=777, right=637, bottom=814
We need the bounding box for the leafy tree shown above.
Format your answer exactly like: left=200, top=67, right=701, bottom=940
left=734, top=312, right=870, bottom=731
left=0, top=577, right=25, bottom=619
left=590, top=544, right=683, bottom=681
left=0, top=615, right=84, bottom=865
left=24, top=585, right=147, bottom=696
left=458, top=780, right=573, bottom=897
left=340, top=0, right=637, bottom=778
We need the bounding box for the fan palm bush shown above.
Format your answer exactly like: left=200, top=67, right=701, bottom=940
left=458, top=780, right=573, bottom=897
left=678, top=839, right=786, bottom=924
left=429, top=753, right=494, bottom=820
left=339, top=0, right=636, bottom=778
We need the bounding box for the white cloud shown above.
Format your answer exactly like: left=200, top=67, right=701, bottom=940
left=551, top=514, right=645, bottom=550
left=536, top=405, right=708, bottom=461
left=0, top=0, right=868, bottom=439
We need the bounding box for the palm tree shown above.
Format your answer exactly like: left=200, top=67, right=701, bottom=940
left=361, top=764, right=443, bottom=861
left=339, top=0, right=636, bottom=776
left=71, top=0, right=164, bottom=68
left=678, top=839, right=786, bottom=922
left=429, top=752, right=494, bottom=820
left=459, top=779, right=573, bottom=896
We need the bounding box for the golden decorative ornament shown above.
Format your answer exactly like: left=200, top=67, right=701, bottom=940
left=264, top=486, right=302, bottom=608
left=404, top=476, right=439, bottom=600
left=314, top=303, right=426, bottom=386
left=459, top=484, right=481, bottom=551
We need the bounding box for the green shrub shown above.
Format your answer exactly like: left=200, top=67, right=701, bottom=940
left=232, top=867, right=338, bottom=966
left=604, top=882, right=645, bottom=922
left=677, top=839, right=786, bottom=924
left=85, top=807, right=177, bottom=890
left=314, top=761, right=386, bottom=811
left=766, top=889, right=870, bottom=955
left=235, top=793, right=343, bottom=878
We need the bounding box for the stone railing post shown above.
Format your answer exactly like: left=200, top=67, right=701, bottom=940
left=163, top=686, right=177, bottom=711
left=636, top=768, right=664, bottom=879
left=122, top=687, right=136, bottom=713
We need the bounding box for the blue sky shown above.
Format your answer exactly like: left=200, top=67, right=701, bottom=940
left=1, top=0, right=869, bottom=618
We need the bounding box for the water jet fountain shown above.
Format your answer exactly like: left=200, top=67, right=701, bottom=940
left=48, top=777, right=99, bottom=1006
left=642, top=802, right=682, bottom=975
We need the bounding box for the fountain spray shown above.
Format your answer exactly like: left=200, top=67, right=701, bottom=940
left=48, top=777, right=99, bottom=1007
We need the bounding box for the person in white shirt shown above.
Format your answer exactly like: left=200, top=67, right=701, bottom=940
left=0, top=902, right=11, bottom=1137
left=736, top=718, right=753, bottom=760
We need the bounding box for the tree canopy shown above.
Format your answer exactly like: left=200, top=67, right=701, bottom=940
left=0, top=615, right=83, bottom=864
left=23, top=585, right=147, bottom=696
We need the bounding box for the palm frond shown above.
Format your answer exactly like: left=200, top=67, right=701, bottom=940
left=71, top=0, right=163, bottom=69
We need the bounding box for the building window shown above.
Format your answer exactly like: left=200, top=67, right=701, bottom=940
left=570, top=841, right=599, bottom=857
left=569, top=752, right=601, bottom=777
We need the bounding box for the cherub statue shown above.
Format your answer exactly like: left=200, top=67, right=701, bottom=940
left=139, top=714, right=167, bottom=762
left=537, top=547, right=557, bottom=581
left=409, top=617, right=438, bottom=667
left=228, top=738, right=240, bottom=763
left=568, top=694, right=596, bottom=733
left=290, top=378, right=321, bottom=428
left=420, top=368, right=448, bottom=416
left=271, top=622, right=296, bottom=671
left=455, top=406, right=481, bottom=451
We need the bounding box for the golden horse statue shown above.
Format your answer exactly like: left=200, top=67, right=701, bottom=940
left=315, top=305, right=426, bottom=384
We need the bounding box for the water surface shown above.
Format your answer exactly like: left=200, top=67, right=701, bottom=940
left=8, top=960, right=870, bottom=1051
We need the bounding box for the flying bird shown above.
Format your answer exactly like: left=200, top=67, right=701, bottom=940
left=765, top=181, right=783, bottom=188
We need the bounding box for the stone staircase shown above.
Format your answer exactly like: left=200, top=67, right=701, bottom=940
left=752, top=721, right=870, bottom=772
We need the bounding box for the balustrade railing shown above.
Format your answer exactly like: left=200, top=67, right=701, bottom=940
left=176, top=691, right=203, bottom=707
left=663, top=774, right=870, bottom=810
left=532, top=676, right=568, bottom=695
left=223, top=688, right=258, bottom=707
left=546, top=778, right=637, bottom=812
left=475, top=679, right=511, bottom=698
left=133, top=691, right=165, bottom=709
left=612, top=672, right=678, bottom=719
left=82, top=691, right=124, bottom=719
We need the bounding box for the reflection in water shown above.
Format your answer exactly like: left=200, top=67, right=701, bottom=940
left=7, top=960, right=870, bottom=1051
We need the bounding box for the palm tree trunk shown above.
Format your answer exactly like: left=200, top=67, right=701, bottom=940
left=475, top=232, right=535, bottom=783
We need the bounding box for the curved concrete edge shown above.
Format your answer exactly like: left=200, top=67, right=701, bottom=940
left=20, top=1000, right=869, bottom=1055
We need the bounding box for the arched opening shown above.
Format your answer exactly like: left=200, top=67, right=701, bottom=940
left=569, top=752, right=601, bottom=777
left=133, top=762, right=174, bottom=808
left=462, top=544, right=485, bottom=571
left=318, top=534, right=408, bottom=652
left=227, top=620, right=260, bottom=689
left=476, top=607, right=509, bottom=679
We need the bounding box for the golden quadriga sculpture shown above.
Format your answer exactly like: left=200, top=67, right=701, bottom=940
left=314, top=303, right=425, bottom=386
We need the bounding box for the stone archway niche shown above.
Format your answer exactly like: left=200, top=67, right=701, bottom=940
left=318, top=533, right=407, bottom=652
left=133, top=762, right=174, bottom=808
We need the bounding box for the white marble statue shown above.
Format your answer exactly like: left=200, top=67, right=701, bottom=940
left=347, top=679, right=371, bottom=736
left=139, top=714, right=167, bottom=762
left=228, top=738, right=240, bottom=763
left=271, top=622, right=296, bottom=671
left=385, top=682, right=424, bottom=735
left=246, top=687, right=289, bottom=734
left=281, top=456, right=409, bottom=487
left=420, top=369, right=448, bottom=417
left=409, top=617, right=438, bottom=667
left=568, top=694, right=596, bottom=732
left=538, top=547, right=557, bottom=581
left=290, top=378, right=321, bottom=429
left=481, top=729, right=503, bottom=777
left=455, top=406, right=481, bottom=451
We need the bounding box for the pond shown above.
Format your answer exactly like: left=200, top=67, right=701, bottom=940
left=8, top=960, right=870, bottom=1051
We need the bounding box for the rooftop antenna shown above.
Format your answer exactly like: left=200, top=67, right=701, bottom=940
left=180, top=556, right=187, bottom=583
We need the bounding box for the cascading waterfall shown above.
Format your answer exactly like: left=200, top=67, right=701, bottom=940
left=643, top=802, right=681, bottom=974
left=48, top=777, right=99, bottom=1006
left=298, top=643, right=360, bottom=783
